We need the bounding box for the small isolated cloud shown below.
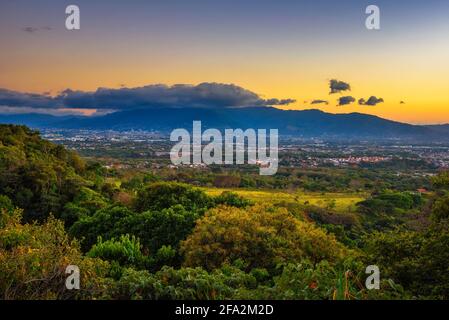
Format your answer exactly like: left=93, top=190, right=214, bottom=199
left=329, top=79, right=351, bottom=94
left=338, top=96, right=356, bottom=106
left=311, top=99, right=329, bottom=105
left=358, top=96, right=384, bottom=106
left=22, top=27, right=39, bottom=33
left=22, top=26, right=52, bottom=34
left=265, top=98, right=296, bottom=106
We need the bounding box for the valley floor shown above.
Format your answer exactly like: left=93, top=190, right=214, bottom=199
left=203, top=188, right=365, bottom=212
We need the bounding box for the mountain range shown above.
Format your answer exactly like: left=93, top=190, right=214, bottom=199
left=1, top=107, right=448, bottom=141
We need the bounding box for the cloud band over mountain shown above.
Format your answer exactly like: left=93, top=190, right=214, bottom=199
left=0, top=83, right=296, bottom=113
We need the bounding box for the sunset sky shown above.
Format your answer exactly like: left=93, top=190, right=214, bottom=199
left=1, top=0, right=449, bottom=124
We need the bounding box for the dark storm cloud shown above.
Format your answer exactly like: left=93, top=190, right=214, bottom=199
left=358, top=96, right=384, bottom=106
left=338, top=96, right=356, bottom=106
left=311, top=99, right=329, bottom=105
left=58, top=83, right=296, bottom=109
left=329, top=79, right=351, bottom=94
left=0, top=83, right=296, bottom=111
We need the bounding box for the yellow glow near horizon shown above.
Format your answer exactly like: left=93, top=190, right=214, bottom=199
left=1, top=33, right=448, bottom=124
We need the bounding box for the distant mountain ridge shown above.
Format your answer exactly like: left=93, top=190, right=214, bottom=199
left=1, top=107, right=449, bottom=141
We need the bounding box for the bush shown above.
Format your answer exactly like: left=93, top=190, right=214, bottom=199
left=247, top=260, right=407, bottom=300
left=70, top=204, right=199, bottom=266
left=69, top=205, right=134, bottom=251
left=87, top=235, right=147, bottom=269
left=0, top=195, right=14, bottom=211
left=181, top=204, right=349, bottom=272
left=110, top=265, right=257, bottom=300
left=120, top=205, right=199, bottom=255
left=363, top=222, right=449, bottom=299
left=0, top=209, right=110, bottom=299
left=213, top=191, right=253, bottom=208
left=431, top=195, right=449, bottom=222
left=134, top=182, right=212, bottom=213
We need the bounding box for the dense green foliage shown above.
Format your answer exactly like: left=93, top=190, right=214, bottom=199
left=0, top=125, right=86, bottom=221
left=133, top=182, right=212, bottom=213
left=357, top=191, right=424, bottom=231
left=0, top=209, right=110, bottom=299
left=363, top=222, right=449, bottom=299
left=181, top=204, right=348, bottom=271
left=0, top=125, right=448, bottom=300
left=87, top=235, right=147, bottom=269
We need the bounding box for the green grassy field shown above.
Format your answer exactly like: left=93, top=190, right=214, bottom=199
left=203, top=187, right=365, bottom=212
